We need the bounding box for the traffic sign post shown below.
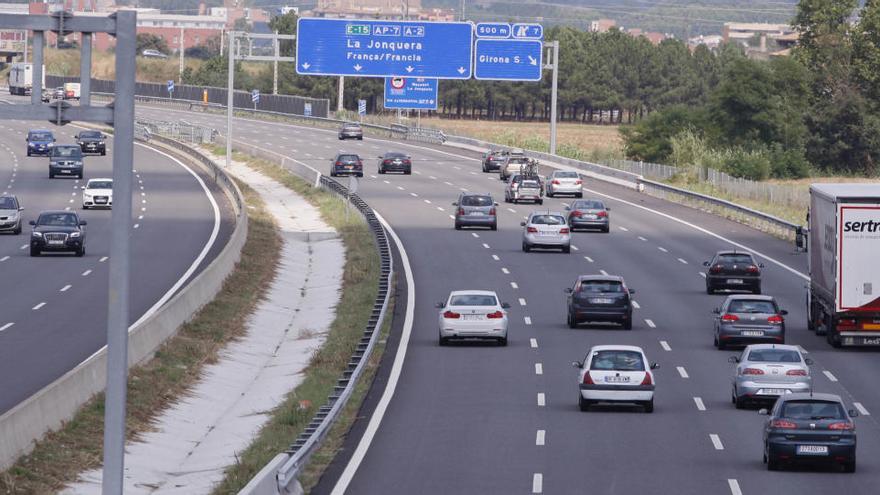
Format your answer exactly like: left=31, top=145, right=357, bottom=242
left=474, top=39, right=542, bottom=81
left=384, top=76, right=438, bottom=110
left=358, top=99, right=367, bottom=119
left=166, top=79, right=174, bottom=99
left=296, top=17, right=473, bottom=78
left=304, top=102, right=312, bottom=117
left=251, top=88, right=260, bottom=110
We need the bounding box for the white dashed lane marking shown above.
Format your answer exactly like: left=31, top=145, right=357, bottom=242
left=660, top=340, right=671, bottom=351
left=823, top=370, right=838, bottom=382
left=618, top=226, right=629, bottom=232
left=710, top=434, right=724, bottom=450
left=658, top=247, right=668, bottom=253
left=99, top=256, right=108, bottom=262
left=532, top=473, right=543, bottom=494
left=511, top=282, right=519, bottom=289
left=854, top=402, right=870, bottom=416
left=530, top=338, right=538, bottom=348
left=584, top=256, right=593, bottom=263
left=82, top=270, right=92, bottom=276
left=645, top=319, right=656, bottom=328
left=570, top=245, right=579, bottom=251
left=492, top=255, right=500, bottom=261
left=32, top=302, right=46, bottom=310
left=677, top=366, right=689, bottom=378
left=728, top=480, right=742, bottom=495
left=0, top=322, right=13, bottom=332
left=535, top=430, right=545, bottom=446
left=518, top=298, right=527, bottom=306
left=599, top=269, right=609, bottom=276
left=0, top=256, right=8, bottom=262
left=524, top=316, right=532, bottom=325
left=60, top=284, right=72, bottom=292
left=638, top=236, right=647, bottom=241
left=534, top=363, right=543, bottom=375
left=482, top=243, right=490, bottom=249
left=502, top=268, right=510, bottom=274
left=632, top=301, right=640, bottom=309
left=537, top=393, right=545, bottom=406
left=472, top=233, right=479, bottom=238
left=699, top=272, right=707, bottom=278
left=694, top=397, right=707, bottom=411
left=678, top=258, right=688, bottom=264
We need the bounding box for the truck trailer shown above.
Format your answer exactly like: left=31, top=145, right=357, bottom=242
left=8, top=63, right=46, bottom=96
left=807, top=183, right=880, bottom=347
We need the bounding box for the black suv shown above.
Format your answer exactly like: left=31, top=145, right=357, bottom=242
left=704, top=250, right=764, bottom=294
left=49, top=145, right=84, bottom=179
left=330, top=152, right=363, bottom=177
left=75, top=130, right=107, bottom=155
left=378, top=151, right=412, bottom=174
left=566, top=275, right=635, bottom=330
left=29, top=210, right=87, bottom=257
left=26, top=129, right=55, bottom=156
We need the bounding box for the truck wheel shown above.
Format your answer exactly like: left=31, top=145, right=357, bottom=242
left=826, top=314, right=841, bottom=348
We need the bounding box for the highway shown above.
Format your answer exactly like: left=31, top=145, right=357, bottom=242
left=0, top=102, right=235, bottom=415
left=133, top=104, right=880, bottom=494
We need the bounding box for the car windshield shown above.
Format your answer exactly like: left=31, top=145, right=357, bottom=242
left=718, top=254, right=754, bottom=264
left=521, top=180, right=540, bottom=188
left=531, top=215, right=566, bottom=225
left=449, top=294, right=497, bottom=306
left=579, top=280, right=623, bottom=293
left=80, top=132, right=102, bottom=139
left=747, top=349, right=801, bottom=363
left=52, top=147, right=82, bottom=158
left=38, top=213, right=78, bottom=226
left=573, top=200, right=604, bottom=210
left=461, top=196, right=493, bottom=207
left=555, top=171, right=578, bottom=178
left=590, top=350, right=645, bottom=371
left=337, top=154, right=359, bottom=162
left=780, top=400, right=846, bottom=420
left=728, top=300, right=777, bottom=314
left=30, top=132, right=52, bottom=141
left=88, top=181, right=112, bottom=189
left=0, top=197, right=16, bottom=209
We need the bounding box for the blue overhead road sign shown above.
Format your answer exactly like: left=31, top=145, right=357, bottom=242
left=296, top=17, right=474, bottom=79
left=474, top=39, right=543, bottom=81
left=384, top=76, right=438, bottom=110
left=512, top=23, right=544, bottom=40
left=476, top=23, right=511, bottom=38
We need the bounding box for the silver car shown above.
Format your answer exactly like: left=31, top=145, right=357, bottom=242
left=545, top=170, right=583, bottom=197
left=0, top=194, right=23, bottom=234
left=521, top=211, right=571, bottom=253
left=566, top=199, right=610, bottom=232
left=729, top=344, right=813, bottom=409
left=436, top=290, right=510, bottom=346
left=505, top=174, right=543, bottom=204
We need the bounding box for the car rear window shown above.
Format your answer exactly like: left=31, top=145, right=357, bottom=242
left=531, top=215, right=566, bottom=225
left=0, top=197, right=16, bottom=209
left=449, top=294, right=497, bottom=306
left=507, top=157, right=528, bottom=164
left=343, top=124, right=360, bottom=129
left=780, top=400, right=845, bottom=420
left=337, top=154, right=360, bottom=162
left=727, top=300, right=777, bottom=314
left=521, top=180, right=540, bottom=188
left=747, top=349, right=801, bottom=363
left=573, top=200, right=604, bottom=210
left=718, top=254, right=754, bottom=264
left=555, top=171, right=578, bottom=178
left=461, top=196, right=493, bottom=207
left=579, top=280, right=623, bottom=293
left=590, top=350, right=645, bottom=371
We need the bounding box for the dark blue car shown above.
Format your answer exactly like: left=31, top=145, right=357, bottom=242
left=26, top=129, right=55, bottom=157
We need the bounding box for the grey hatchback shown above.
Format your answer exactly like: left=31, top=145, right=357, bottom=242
left=453, top=193, right=498, bottom=230
left=566, top=199, right=610, bottom=232
left=566, top=275, right=635, bottom=329
left=713, top=295, right=787, bottom=349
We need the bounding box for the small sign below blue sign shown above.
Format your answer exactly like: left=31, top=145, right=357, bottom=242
left=474, top=39, right=543, bottom=81
left=511, top=23, right=544, bottom=40
left=476, top=23, right=511, bottom=39
left=384, top=76, right=438, bottom=110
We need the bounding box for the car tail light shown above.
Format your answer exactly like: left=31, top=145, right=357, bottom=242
left=597, top=211, right=607, bottom=218
left=560, top=227, right=570, bottom=234
left=829, top=422, right=854, bottom=430
left=768, top=315, right=784, bottom=324
left=838, top=318, right=858, bottom=330
left=552, top=179, right=560, bottom=185
left=770, top=419, right=797, bottom=429
left=458, top=208, right=465, bottom=216
left=583, top=372, right=594, bottom=385
left=741, top=367, right=764, bottom=375
left=721, top=313, right=739, bottom=322
left=640, top=373, right=653, bottom=386
left=356, top=160, right=363, bottom=168
left=786, top=369, right=807, bottom=376
left=489, top=207, right=496, bottom=216
left=404, top=160, right=411, bottom=165
left=383, top=160, right=390, bottom=165
left=709, top=264, right=723, bottom=274
left=747, top=265, right=760, bottom=273
left=570, top=210, right=582, bottom=218
left=487, top=311, right=504, bottom=319
left=575, top=179, right=582, bottom=185
left=443, top=311, right=460, bottom=319
left=527, top=227, right=538, bottom=233
left=335, top=161, right=342, bottom=166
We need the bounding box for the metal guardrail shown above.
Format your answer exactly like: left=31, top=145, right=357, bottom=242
left=137, top=118, right=217, bottom=145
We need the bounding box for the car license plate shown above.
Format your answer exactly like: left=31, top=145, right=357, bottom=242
left=741, top=330, right=764, bottom=337
left=727, top=279, right=744, bottom=284
left=96, top=199, right=107, bottom=204
left=61, top=170, right=71, bottom=174
left=591, top=298, right=614, bottom=304
left=585, top=214, right=597, bottom=220
left=470, top=211, right=484, bottom=216
left=461, top=315, right=482, bottom=321
left=48, top=240, right=63, bottom=245
left=604, top=376, right=630, bottom=383
left=538, top=231, right=556, bottom=236
left=797, top=445, right=828, bottom=455
left=758, top=388, right=785, bottom=395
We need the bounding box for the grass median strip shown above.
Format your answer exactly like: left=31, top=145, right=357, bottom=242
left=211, top=153, right=384, bottom=493
left=0, top=181, right=279, bottom=494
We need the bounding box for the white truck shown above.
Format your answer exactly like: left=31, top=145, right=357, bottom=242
left=807, top=183, right=880, bottom=347
left=8, top=63, right=45, bottom=96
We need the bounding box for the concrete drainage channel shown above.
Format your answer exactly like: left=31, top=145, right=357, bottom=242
left=0, top=131, right=246, bottom=472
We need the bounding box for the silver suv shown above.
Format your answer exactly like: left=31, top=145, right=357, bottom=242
left=521, top=211, right=570, bottom=253
left=453, top=193, right=498, bottom=230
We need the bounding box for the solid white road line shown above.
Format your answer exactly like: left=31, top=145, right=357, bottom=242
left=658, top=246, right=668, bottom=253
left=678, top=258, right=688, bottom=264
left=331, top=211, right=415, bottom=494
left=632, top=301, right=640, bottom=309
left=677, top=366, right=689, bottom=378
left=519, top=298, right=527, bottom=306
left=0, top=322, right=13, bottom=332
left=584, top=256, right=594, bottom=262
left=710, top=434, right=724, bottom=450
left=537, top=393, right=545, bottom=406
left=694, top=397, right=707, bottom=411
left=532, top=473, right=543, bottom=494
left=728, top=479, right=742, bottom=495
left=502, top=268, right=510, bottom=274
left=823, top=370, right=838, bottom=382
left=854, top=402, right=870, bottom=416
left=645, top=319, right=656, bottom=328
left=524, top=316, right=532, bottom=325
left=32, top=302, right=46, bottom=310
left=535, top=363, right=543, bottom=375
left=82, top=270, right=92, bottom=276
left=660, top=340, right=671, bottom=351
left=530, top=338, right=538, bottom=348
left=536, top=430, right=545, bottom=446
left=511, top=282, right=519, bottom=289
left=60, top=284, right=72, bottom=292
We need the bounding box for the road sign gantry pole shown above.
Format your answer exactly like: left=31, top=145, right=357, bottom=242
left=545, top=40, right=559, bottom=156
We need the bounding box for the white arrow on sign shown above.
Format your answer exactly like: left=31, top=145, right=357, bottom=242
left=405, top=66, right=414, bottom=73
left=301, top=62, right=311, bottom=70
left=354, top=64, right=363, bottom=71
left=457, top=67, right=466, bottom=74
left=528, top=55, right=537, bottom=65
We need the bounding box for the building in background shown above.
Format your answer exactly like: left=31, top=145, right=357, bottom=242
left=308, top=0, right=455, bottom=21
left=589, top=19, right=616, bottom=33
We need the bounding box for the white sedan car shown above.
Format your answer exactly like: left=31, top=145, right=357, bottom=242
left=573, top=345, right=658, bottom=412
left=82, top=178, right=113, bottom=209
left=545, top=170, right=583, bottom=197
left=521, top=211, right=571, bottom=253
left=437, top=290, right=510, bottom=346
